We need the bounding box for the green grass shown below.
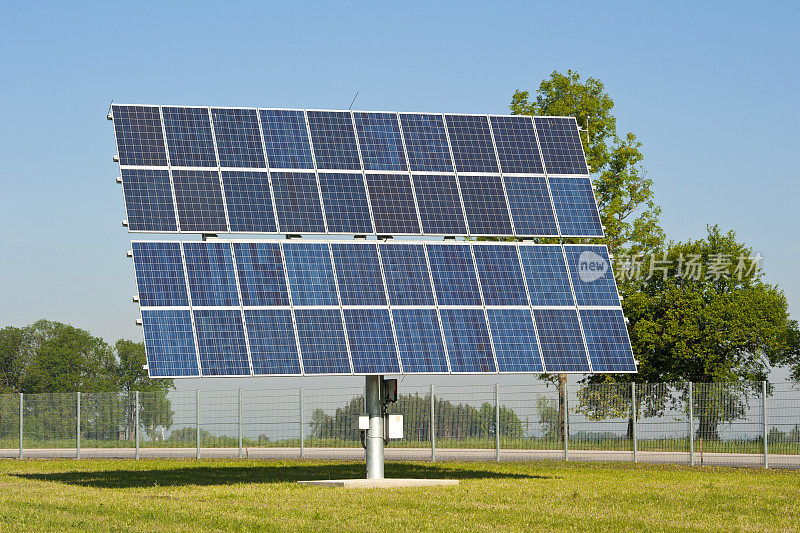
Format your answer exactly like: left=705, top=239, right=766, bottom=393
left=0, top=459, right=797, bottom=532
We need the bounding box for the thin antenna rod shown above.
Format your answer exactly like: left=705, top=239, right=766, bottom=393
left=349, top=91, right=359, bottom=111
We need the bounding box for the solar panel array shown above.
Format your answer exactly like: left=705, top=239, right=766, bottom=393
left=112, top=105, right=602, bottom=237
left=131, top=240, right=634, bottom=377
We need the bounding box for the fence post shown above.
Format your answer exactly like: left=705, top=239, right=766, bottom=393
left=196, top=389, right=200, bottom=460
left=76, top=392, right=81, bottom=460
left=762, top=380, right=768, bottom=469
left=238, top=388, right=243, bottom=459
left=632, top=383, right=637, bottom=463
left=19, top=392, right=23, bottom=460
left=688, top=382, right=694, bottom=466
left=495, top=383, right=500, bottom=462
left=430, top=384, right=435, bottom=462
left=135, top=391, right=140, bottom=460
left=299, top=387, right=304, bottom=459
left=563, top=381, right=569, bottom=462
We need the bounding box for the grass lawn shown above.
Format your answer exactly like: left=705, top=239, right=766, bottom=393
left=0, top=459, right=797, bottom=532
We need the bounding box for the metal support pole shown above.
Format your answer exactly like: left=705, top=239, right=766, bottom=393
left=762, top=380, right=768, bottom=469
left=135, top=391, right=140, bottom=460
left=76, top=392, right=81, bottom=460
left=238, top=388, right=243, bottom=459
left=495, top=383, right=500, bottom=462
left=365, top=375, right=384, bottom=480
left=430, top=384, right=436, bottom=462
left=632, top=383, right=637, bottom=463
left=19, top=393, right=23, bottom=460
left=688, top=382, right=694, bottom=466
left=563, top=381, right=569, bottom=461
left=299, top=387, right=304, bottom=459
left=196, top=389, right=200, bottom=460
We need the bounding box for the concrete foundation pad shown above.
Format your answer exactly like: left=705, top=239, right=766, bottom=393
left=297, top=478, right=459, bottom=488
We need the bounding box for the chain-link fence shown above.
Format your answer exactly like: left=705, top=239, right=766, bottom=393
left=0, top=381, right=798, bottom=468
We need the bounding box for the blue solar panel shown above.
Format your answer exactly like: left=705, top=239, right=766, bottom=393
left=161, top=107, right=218, bottom=167
left=193, top=309, right=250, bottom=376
left=411, top=174, right=467, bottom=235
left=533, top=309, right=590, bottom=372
left=518, top=246, right=575, bottom=306
left=564, top=245, right=620, bottom=306
left=343, top=309, right=400, bottom=374
left=294, top=308, right=351, bottom=374
left=259, top=110, right=314, bottom=169
left=398, top=113, right=454, bottom=172
left=282, top=243, right=338, bottom=306
left=270, top=171, right=325, bottom=233
left=489, top=115, right=544, bottom=174
left=211, top=108, right=266, bottom=168
left=444, top=115, right=498, bottom=173
left=486, top=309, right=544, bottom=372
left=171, top=170, right=227, bottom=232
left=458, top=175, right=513, bottom=235
left=317, top=172, right=373, bottom=233
left=549, top=177, right=603, bottom=237
left=391, top=308, right=449, bottom=373
left=534, top=117, right=588, bottom=175
left=132, top=242, right=188, bottom=307
left=245, top=309, right=302, bottom=375
left=183, top=242, right=239, bottom=306
left=473, top=245, right=528, bottom=306
left=306, top=111, right=361, bottom=170
left=379, top=244, right=434, bottom=306
left=233, top=242, right=289, bottom=306
left=221, top=171, right=277, bottom=233
left=353, top=112, right=407, bottom=171
left=503, top=175, right=558, bottom=236
left=439, top=309, right=496, bottom=373
left=112, top=105, right=167, bottom=167
left=121, top=169, right=177, bottom=232
left=426, top=245, right=481, bottom=306
left=331, top=244, right=386, bottom=305
left=141, top=310, right=199, bottom=377
left=579, top=309, right=636, bottom=372
left=364, top=173, right=421, bottom=234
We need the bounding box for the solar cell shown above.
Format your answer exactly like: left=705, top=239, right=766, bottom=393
left=132, top=242, right=189, bottom=307
left=472, top=245, right=528, bottom=306
left=270, top=171, right=325, bottom=233
left=245, top=309, right=302, bottom=375
left=391, top=308, right=449, bottom=373
left=426, top=245, right=481, bottom=306
left=444, top=115, right=499, bottom=173
left=378, top=244, right=435, bottom=306
left=343, top=308, right=400, bottom=374
left=141, top=310, right=199, bottom=377
left=211, top=108, right=266, bottom=168
left=353, top=112, right=407, bottom=171
left=518, top=246, right=575, bottom=306
left=398, top=114, right=454, bottom=172
left=282, top=242, right=338, bottom=306
left=183, top=242, right=240, bottom=307
left=193, top=309, right=250, bottom=376
left=503, top=175, right=558, bottom=236
left=564, top=245, right=620, bottom=306
left=232, top=242, right=289, bottom=306
left=548, top=177, right=603, bottom=237
left=364, top=173, right=421, bottom=234
left=294, top=308, right=352, bottom=374
left=259, top=110, right=314, bottom=169
left=221, top=171, right=277, bottom=233
left=411, top=174, right=467, bottom=235
left=171, top=170, right=227, bottom=232
left=534, top=117, right=588, bottom=175
left=489, top=115, right=544, bottom=173
left=317, top=172, right=373, bottom=233
left=533, top=309, right=590, bottom=372
left=439, top=308, right=496, bottom=373
left=306, top=111, right=361, bottom=170
left=331, top=243, right=386, bottom=306
left=112, top=105, right=168, bottom=167
left=579, top=308, right=636, bottom=372
left=458, top=174, right=513, bottom=235
left=121, top=169, right=178, bottom=232
left=486, top=309, right=544, bottom=372
left=161, top=107, right=218, bottom=167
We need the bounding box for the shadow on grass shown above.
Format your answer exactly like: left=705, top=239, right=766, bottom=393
left=14, top=462, right=550, bottom=489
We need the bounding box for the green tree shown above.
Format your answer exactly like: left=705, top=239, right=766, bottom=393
left=0, top=326, right=24, bottom=391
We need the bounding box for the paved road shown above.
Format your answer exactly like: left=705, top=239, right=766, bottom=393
left=1, top=447, right=797, bottom=468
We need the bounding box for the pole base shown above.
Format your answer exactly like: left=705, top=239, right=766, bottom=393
left=297, top=478, right=459, bottom=488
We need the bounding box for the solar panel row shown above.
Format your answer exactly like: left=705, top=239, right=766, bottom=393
left=132, top=241, right=634, bottom=377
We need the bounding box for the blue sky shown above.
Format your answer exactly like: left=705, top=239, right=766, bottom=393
left=0, top=1, right=798, bottom=386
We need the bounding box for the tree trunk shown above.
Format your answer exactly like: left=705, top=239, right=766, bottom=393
left=698, top=415, right=720, bottom=441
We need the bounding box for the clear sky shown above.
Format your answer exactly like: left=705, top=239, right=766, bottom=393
left=1, top=1, right=798, bottom=388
